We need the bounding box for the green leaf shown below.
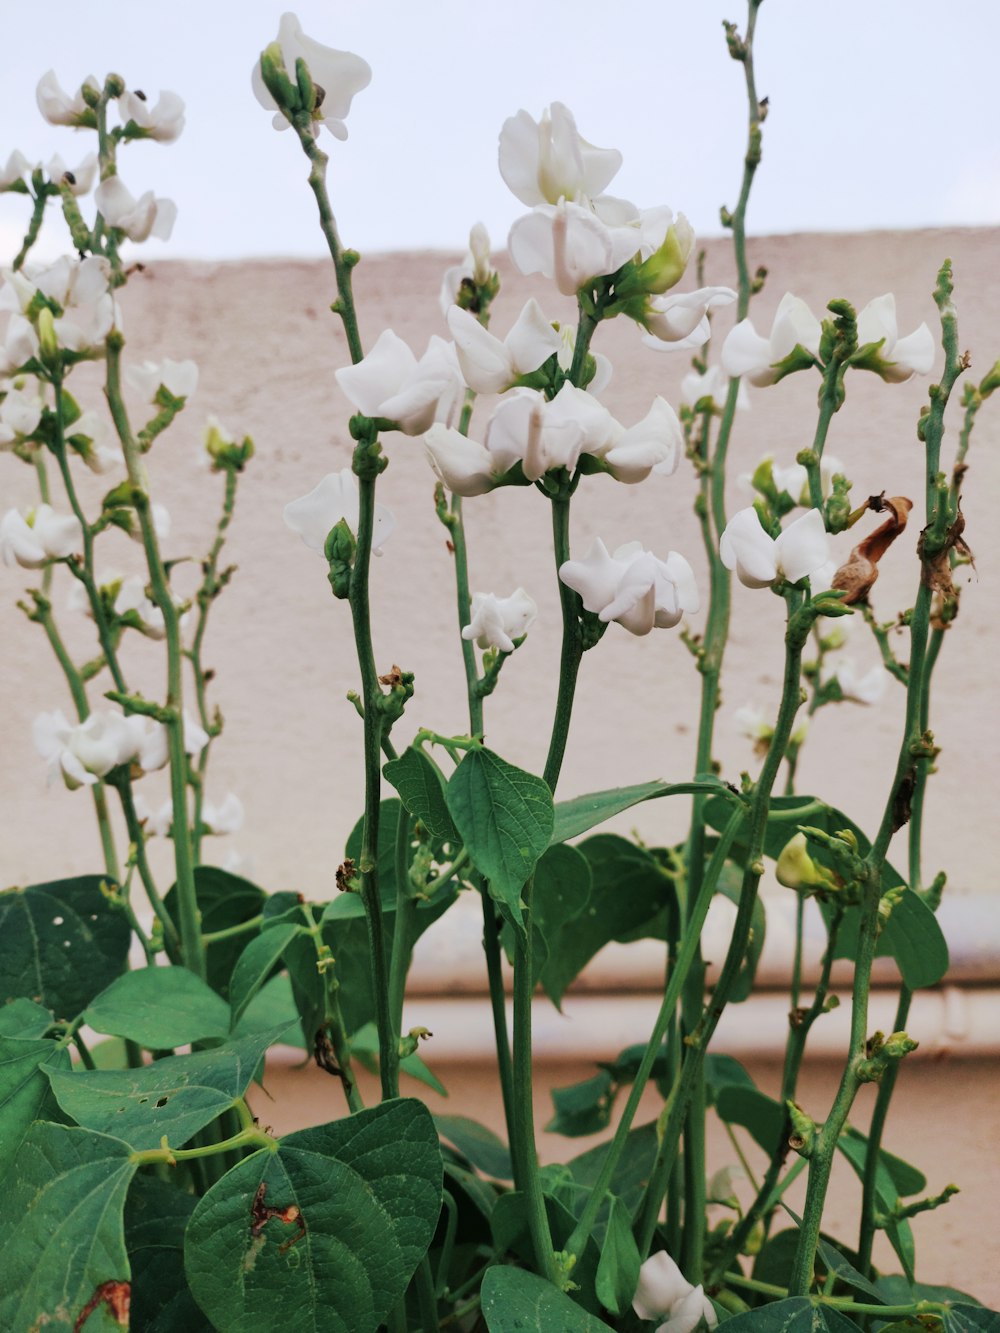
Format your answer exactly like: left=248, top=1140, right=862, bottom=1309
left=715, top=1085, right=785, bottom=1156
left=876, top=1276, right=982, bottom=1308
left=569, top=1122, right=658, bottom=1234
left=704, top=1053, right=756, bottom=1103
left=0, top=1034, right=71, bottom=1172
left=164, top=867, right=267, bottom=999
left=943, top=1312, right=1000, bottom=1333
left=501, top=842, right=592, bottom=986
left=547, top=1070, right=615, bottom=1137
left=445, top=748, right=553, bottom=930
left=815, top=1236, right=886, bottom=1302
left=125, top=1175, right=210, bottom=1331
left=551, top=776, right=727, bottom=844
left=836, top=1128, right=917, bottom=1280
left=538, top=834, right=671, bottom=1008
left=877, top=889, right=949, bottom=989
left=0, top=875, right=130, bottom=1019
left=595, top=1195, right=641, bottom=1316
left=718, top=1297, right=862, bottom=1333
left=0, top=997, right=54, bottom=1038
left=383, top=746, right=458, bottom=842
left=435, top=1114, right=512, bottom=1180
left=46, top=1024, right=290, bottom=1150
left=184, top=1099, right=442, bottom=1333
left=490, top=1190, right=604, bottom=1316
left=84, top=966, right=232, bottom=1048
left=839, top=1126, right=926, bottom=1197
left=229, top=921, right=302, bottom=1027
left=0, top=1122, right=135, bottom=1333
left=480, top=1266, right=614, bottom=1330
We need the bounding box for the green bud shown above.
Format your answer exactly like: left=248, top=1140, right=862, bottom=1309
left=325, top=519, right=356, bottom=599
left=204, top=418, right=254, bottom=471
left=259, top=43, right=300, bottom=117
left=979, top=359, right=1000, bottom=398
left=398, top=1026, right=431, bottom=1060
left=882, top=1030, right=919, bottom=1060
left=631, top=217, right=694, bottom=296
left=775, top=833, right=831, bottom=892
left=295, top=56, right=317, bottom=115
left=36, top=307, right=59, bottom=365
left=750, top=455, right=780, bottom=505
left=786, top=1100, right=816, bottom=1156
left=103, top=74, right=125, bottom=100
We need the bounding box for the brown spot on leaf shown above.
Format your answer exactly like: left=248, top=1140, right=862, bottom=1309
left=832, top=495, right=912, bottom=604
left=249, top=1181, right=307, bottom=1253
left=73, top=1281, right=130, bottom=1332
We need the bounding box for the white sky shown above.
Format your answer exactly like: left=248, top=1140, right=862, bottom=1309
left=1, top=0, right=997, bottom=263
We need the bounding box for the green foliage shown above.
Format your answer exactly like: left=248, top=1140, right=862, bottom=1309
left=435, top=1114, right=513, bottom=1180
left=550, top=776, right=726, bottom=844
left=718, top=1297, right=862, bottom=1333
left=383, top=744, right=458, bottom=842
left=46, top=1025, right=289, bottom=1150
left=229, top=921, right=302, bottom=1027
left=0, top=1122, right=135, bottom=1333
left=715, top=1084, right=785, bottom=1155
left=445, top=748, right=554, bottom=930
left=184, top=1099, right=442, bottom=1333
left=0, top=875, right=130, bottom=1019
left=501, top=842, right=592, bottom=987
left=0, top=1034, right=71, bottom=1172
left=0, top=997, right=54, bottom=1038
left=594, top=1194, right=641, bottom=1316
left=547, top=1070, right=615, bottom=1137
left=84, top=966, right=232, bottom=1048
left=125, top=1175, right=210, bottom=1331
left=480, top=1266, right=614, bottom=1330
left=164, top=867, right=267, bottom=999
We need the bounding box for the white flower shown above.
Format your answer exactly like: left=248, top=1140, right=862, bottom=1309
left=499, top=102, right=622, bottom=208
left=1, top=504, right=82, bottom=567
left=733, top=703, right=772, bottom=744
left=46, top=153, right=98, bottom=196
left=95, top=177, right=177, bottom=244
left=462, top=588, right=537, bottom=653
left=560, top=538, right=699, bottom=636
left=132, top=793, right=174, bottom=838
left=283, top=467, right=394, bottom=555
left=720, top=507, right=829, bottom=589
left=772, top=453, right=845, bottom=506
left=603, top=397, right=683, bottom=484
left=854, top=293, right=934, bottom=383
left=336, top=329, right=461, bottom=435
left=118, top=89, right=186, bottom=143
left=36, top=71, right=99, bottom=127
left=722, top=293, right=822, bottom=387
left=439, top=222, right=492, bottom=314
left=1, top=151, right=30, bottom=190
left=681, top=365, right=750, bottom=413
left=446, top=298, right=560, bottom=395
left=33, top=708, right=143, bottom=790
left=65, top=408, right=120, bottom=474
left=641, top=286, right=737, bottom=351
left=2, top=255, right=116, bottom=354
left=485, top=386, right=591, bottom=481
left=0, top=383, right=44, bottom=447
left=126, top=357, right=198, bottom=402
left=253, top=12, right=371, bottom=140
left=0, top=316, right=39, bottom=375
left=201, top=793, right=245, bottom=835
left=424, top=424, right=497, bottom=497
left=135, top=711, right=210, bottom=775
left=821, top=658, right=888, bottom=705
left=509, top=197, right=640, bottom=297
left=634, top=1251, right=718, bottom=1333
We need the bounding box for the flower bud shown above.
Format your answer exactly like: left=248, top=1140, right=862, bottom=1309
left=979, top=359, right=1000, bottom=399
left=325, top=518, right=356, bottom=599
left=469, top=222, right=492, bottom=286
left=775, top=833, right=829, bottom=892
left=204, top=417, right=254, bottom=471
left=258, top=42, right=301, bottom=117
left=631, top=216, right=695, bottom=296
left=36, top=307, right=60, bottom=365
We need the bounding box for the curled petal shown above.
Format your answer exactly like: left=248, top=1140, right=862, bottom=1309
left=559, top=538, right=625, bottom=615
left=424, top=424, right=496, bottom=497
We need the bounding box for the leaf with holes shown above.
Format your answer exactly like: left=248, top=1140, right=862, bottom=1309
left=184, top=1099, right=442, bottom=1333
left=0, top=1122, right=135, bottom=1333
left=0, top=1035, right=71, bottom=1173
left=445, top=748, right=553, bottom=931
left=85, top=966, right=232, bottom=1048
left=45, top=1024, right=290, bottom=1150
left=0, top=875, right=130, bottom=1020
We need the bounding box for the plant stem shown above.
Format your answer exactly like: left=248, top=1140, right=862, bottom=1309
left=637, top=588, right=808, bottom=1256
left=113, top=776, right=181, bottom=956
left=543, top=495, right=581, bottom=792
left=805, top=359, right=842, bottom=512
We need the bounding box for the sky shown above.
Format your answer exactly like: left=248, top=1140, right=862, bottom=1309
left=0, top=0, right=997, bottom=263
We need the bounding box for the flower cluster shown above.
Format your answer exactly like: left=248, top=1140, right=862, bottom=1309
left=33, top=707, right=208, bottom=790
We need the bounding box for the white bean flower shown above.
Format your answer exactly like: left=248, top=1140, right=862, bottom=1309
left=284, top=467, right=395, bottom=556
left=508, top=196, right=643, bottom=298
left=0, top=382, right=45, bottom=447
left=853, top=293, right=934, bottom=383
left=424, top=425, right=497, bottom=498
left=499, top=101, right=622, bottom=209
left=46, top=153, right=98, bottom=197
left=0, top=316, right=39, bottom=375
left=560, top=538, right=699, bottom=636
left=633, top=1250, right=718, bottom=1333
left=118, top=89, right=186, bottom=143
left=126, top=358, right=198, bottom=402
left=95, top=177, right=177, bottom=244
left=201, top=793, right=245, bottom=835
left=462, top=588, right=537, bottom=653
left=33, top=708, right=146, bottom=789
left=720, top=507, right=829, bottom=589
left=336, top=330, right=461, bottom=436
left=36, top=71, right=99, bottom=127
left=132, top=794, right=174, bottom=838
left=820, top=658, right=888, bottom=705
left=135, top=712, right=211, bottom=775
left=253, top=12, right=371, bottom=140
left=681, top=365, right=750, bottom=413
left=1, top=504, right=82, bottom=567
left=722, top=293, right=822, bottom=387
left=439, top=222, right=492, bottom=314
left=0, top=151, right=30, bottom=191
left=447, top=298, right=561, bottom=395
left=2, top=255, right=116, bottom=354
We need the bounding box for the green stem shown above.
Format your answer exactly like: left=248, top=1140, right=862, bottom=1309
left=805, top=359, right=842, bottom=513
left=130, top=1122, right=276, bottom=1167
left=388, top=809, right=415, bottom=1037
left=12, top=188, right=48, bottom=271
left=114, top=776, right=181, bottom=956
left=543, top=495, right=581, bottom=792
left=201, top=914, right=264, bottom=945
left=301, top=904, right=364, bottom=1114
left=565, top=807, right=747, bottom=1262
left=637, top=588, right=807, bottom=1257
left=350, top=470, right=397, bottom=1101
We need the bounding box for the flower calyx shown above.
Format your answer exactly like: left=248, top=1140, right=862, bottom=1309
left=856, top=1029, right=920, bottom=1083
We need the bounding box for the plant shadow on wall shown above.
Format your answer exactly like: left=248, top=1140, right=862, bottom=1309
left=0, top=5, right=997, bottom=1331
